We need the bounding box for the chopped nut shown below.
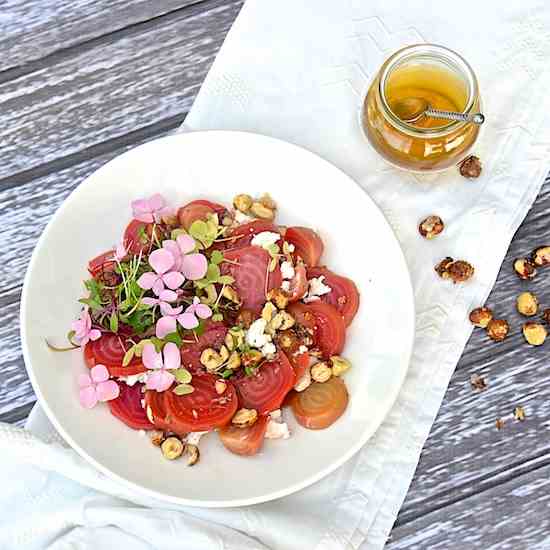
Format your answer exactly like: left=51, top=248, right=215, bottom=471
left=241, top=349, right=262, bottom=368
left=202, top=283, right=218, bottom=305
left=418, top=215, right=444, bottom=239
left=261, top=301, right=277, bottom=322
left=470, top=374, right=487, bottom=392
left=222, top=285, right=241, bottom=304
left=233, top=193, right=253, bottom=213
left=150, top=430, right=165, bottom=447
left=267, top=288, right=290, bottom=310
left=161, top=436, right=184, bottom=460
left=250, top=201, right=275, bottom=220
left=222, top=215, right=234, bottom=227
left=270, top=311, right=295, bottom=332
left=184, top=443, right=200, bottom=466
left=330, top=356, right=351, bottom=376
left=276, top=330, right=298, bottom=351
left=232, top=408, right=258, bottom=427
left=146, top=405, right=155, bottom=424
left=259, top=193, right=277, bottom=210
left=513, top=406, right=526, bottom=421
left=532, top=246, right=550, bottom=267
left=200, top=348, right=225, bottom=371
left=435, top=257, right=454, bottom=279
left=215, top=380, right=227, bottom=395
left=513, top=258, right=537, bottom=280
left=486, top=319, right=509, bottom=342
left=236, top=309, right=255, bottom=329
left=459, top=155, right=482, bottom=178
left=294, top=368, right=312, bottom=392
left=522, top=322, right=547, bottom=346
left=447, top=260, right=475, bottom=283
left=227, top=351, right=242, bottom=370
left=225, top=327, right=245, bottom=351
left=543, top=309, right=550, bottom=326
left=218, top=345, right=229, bottom=362
left=311, top=362, right=332, bottom=383
left=517, top=292, right=538, bottom=317
left=469, top=307, right=493, bottom=328
left=495, top=418, right=506, bottom=430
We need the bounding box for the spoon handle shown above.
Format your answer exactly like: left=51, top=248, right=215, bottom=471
left=425, top=108, right=485, bottom=125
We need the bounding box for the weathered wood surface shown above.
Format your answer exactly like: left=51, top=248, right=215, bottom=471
left=1, top=1, right=550, bottom=548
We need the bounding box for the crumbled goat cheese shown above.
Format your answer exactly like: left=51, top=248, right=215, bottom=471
left=286, top=243, right=295, bottom=253
left=281, top=281, right=291, bottom=292
left=270, top=409, right=282, bottom=420
left=261, top=342, right=276, bottom=357
left=265, top=410, right=290, bottom=439
left=294, top=368, right=312, bottom=392
left=186, top=431, right=208, bottom=446
left=234, top=210, right=254, bottom=224
left=303, top=276, right=332, bottom=303
left=280, top=260, right=295, bottom=280
left=246, top=318, right=272, bottom=349
left=118, top=372, right=148, bottom=386
left=251, top=231, right=281, bottom=249
left=297, top=345, right=308, bottom=354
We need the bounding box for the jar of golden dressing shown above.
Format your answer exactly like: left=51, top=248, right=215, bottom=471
left=361, top=44, right=481, bottom=172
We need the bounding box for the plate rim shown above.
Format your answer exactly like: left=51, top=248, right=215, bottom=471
left=20, top=129, right=415, bottom=508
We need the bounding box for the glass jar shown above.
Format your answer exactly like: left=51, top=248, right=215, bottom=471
left=361, top=44, right=482, bottom=172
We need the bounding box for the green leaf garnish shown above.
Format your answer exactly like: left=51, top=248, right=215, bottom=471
left=173, top=368, right=192, bottom=384
left=211, top=313, right=223, bottom=322
left=244, top=366, right=257, bottom=376
left=173, top=383, right=194, bottom=396
left=210, top=250, right=224, bottom=265
left=109, top=311, right=119, bottom=333
left=221, top=369, right=233, bottom=379
left=122, top=347, right=135, bottom=366
left=164, top=331, right=183, bottom=347
left=218, top=275, right=234, bottom=285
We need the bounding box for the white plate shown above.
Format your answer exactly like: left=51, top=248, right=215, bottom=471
left=21, top=131, right=414, bottom=507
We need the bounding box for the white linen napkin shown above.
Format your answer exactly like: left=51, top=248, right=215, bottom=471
left=3, top=1, right=550, bottom=548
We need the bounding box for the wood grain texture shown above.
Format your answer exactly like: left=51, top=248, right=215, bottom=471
left=0, top=0, right=243, bottom=182
left=389, top=463, right=550, bottom=549
left=1, top=0, right=202, bottom=73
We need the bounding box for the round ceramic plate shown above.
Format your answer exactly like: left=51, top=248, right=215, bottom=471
left=21, top=131, right=414, bottom=507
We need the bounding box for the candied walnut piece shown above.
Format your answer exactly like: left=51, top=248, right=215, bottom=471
left=495, top=418, right=506, bottom=430
left=435, top=257, right=454, bottom=279
left=458, top=155, right=482, bottom=178
left=419, top=215, right=444, bottom=239
left=469, top=307, right=493, bottom=328
left=447, top=260, right=474, bottom=283
left=513, top=406, right=526, bottom=422
left=486, top=319, right=509, bottom=342
left=532, top=246, right=550, bottom=267
left=522, top=322, right=547, bottom=346
left=516, top=292, right=538, bottom=317
left=236, top=309, right=255, bottom=329
left=543, top=309, right=550, bottom=326
left=513, top=258, right=537, bottom=280
left=470, top=374, right=487, bottom=392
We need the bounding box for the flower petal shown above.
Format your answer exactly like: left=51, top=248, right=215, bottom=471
left=149, top=370, right=175, bottom=392
left=115, top=242, right=127, bottom=261
left=96, top=380, right=120, bottom=402
left=79, top=386, right=98, bottom=409
left=89, top=329, right=102, bottom=341
left=177, top=312, right=199, bottom=330
left=142, top=343, right=163, bottom=369
left=78, top=373, right=92, bottom=388
left=195, top=303, right=212, bottom=319
left=160, top=302, right=183, bottom=316
left=176, top=234, right=196, bottom=254
left=137, top=272, right=158, bottom=290
left=90, top=364, right=110, bottom=383
left=148, top=193, right=165, bottom=212
left=181, top=253, right=208, bottom=280
left=155, top=316, right=177, bottom=339
left=71, top=318, right=86, bottom=338
left=159, top=289, right=177, bottom=302
left=131, top=198, right=151, bottom=214
left=141, top=297, right=159, bottom=307
left=162, top=240, right=183, bottom=271
left=149, top=249, right=174, bottom=275
left=152, top=278, right=166, bottom=296
left=162, top=271, right=185, bottom=290
left=133, top=212, right=154, bottom=223
left=163, top=342, right=181, bottom=370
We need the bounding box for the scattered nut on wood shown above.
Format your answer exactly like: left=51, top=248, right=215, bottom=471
left=495, top=418, right=506, bottom=430
left=418, top=215, right=444, bottom=239
left=513, top=406, right=526, bottom=421
left=486, top=319, right=510, bottom=342
left=543, top=309, right=550, bottom=326
left=522, top=322, right=547, bottom=346
left=532, top=246, right=550, bottom=267
left=469, top=307, right=493, bottom=328
left=516, top=291, right=539, bottom=317
left=161, top=436, right=184, bottom=460
left=513, top=258, right=537, bottom=280
left=458, top=155, right=482, bottom=178
left=435, top=257, right=474, bottom=283
left=470, top=374, right=487, bottom=391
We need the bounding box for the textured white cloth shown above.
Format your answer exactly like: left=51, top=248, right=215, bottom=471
left=3, top=1, right=550, bottom=548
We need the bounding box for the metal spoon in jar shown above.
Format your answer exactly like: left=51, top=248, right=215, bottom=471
left=393, top=97, right=485, bottom=125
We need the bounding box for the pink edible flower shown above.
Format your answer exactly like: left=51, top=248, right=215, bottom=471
left=131, top=193, right=173, bottom=224
left=154, top=297, right=212, bottom=337
left=113, top=241, right=128, bottom=262
left=71, top=307, right=101, bottom=346
left=163, top=235, right=208, bottom=280
left=79, top=365, right=119, bottom=409
left=143, top=342, right=180, bottom=392
left=137, top=249, right=185, bottom=296
left=141, top=289, right=178, bottom=311
left=178, top=297, right=212, bottom=330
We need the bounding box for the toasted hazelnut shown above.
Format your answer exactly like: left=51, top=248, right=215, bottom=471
left=469, top=307, right=493, bottom=328
left=294, top=368, right=312, bottom=392
left=447, top=260, right=475, bottom=283
left=330, top=356, right=351, bottom=376
left=513, top=258, right=537, bottom=280
left=233, top=193, right=253, bottom=213
left=486, top=319, right=510, bottom=342
left=533, top=246, right=550, bottom=267
left=149, top=430, right=165, bottom=447
left=232, top=408, right=258, bottom=427
left=259, top=193, right=277, bottom=210
left=161, top=437, right=184, bottom=460
left=222, top=285, right=241, bottom=304
left=543, top=309, right=550, bottom=326
left=523, top=322, right=547, bottom=346
left=236, top=309, right=255, bottom=329
left=227, top=351, right=242, bottom=370
left=241, top=349, right=262, bottom=368
left=270, top=311, right=295, bottom=332
left=435, top=257, right=454, bottom=279
left=276, top=330, right=298, bottom=351
left=225, top=327, right=245, bottom=351
left=418, top=215, right=444, bottom=239
left=250, top=201, right=275, bottom=220
left=261, top=301, right=277, bottom=322
left=458, top=155, right=482, bottom=178
left=184, top=443, right=200, bottom=466
left=200, top=348, right=225, bottom=371
left=215, top=380, right=227, bottom=395
left=513, top=406, right=526, bottom=421
left=267, top=288, right=290, bottom=309
left=517, top=292, right=538, bottom=317
left=311, top=362, right=332, bottom=383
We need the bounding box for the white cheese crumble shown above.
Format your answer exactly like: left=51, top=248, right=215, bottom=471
left=286, top=243, right=295, bottom=253
left=261, top=342, right=276, bottom=358
left=280, top=260, right=295, bottom=280
left=234, top=210, right=254, bottom=224
left=251, top=231, right=281, bottom=249
left=297, top=345, right=308, bottom=354
left=246, top=318, right=272, bottom=348
left=281, top=280, right=291, bottom=292
left=118, top=372, right=148, bottom=386
left=303, top=276, right=332, bottom=303
left=265, top=409, right=290, bottom=439
left=186, top=431, right=208, bottom=446
left=293, top=368, right=311, bottom=392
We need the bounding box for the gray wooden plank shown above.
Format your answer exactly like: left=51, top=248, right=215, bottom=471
left=0, top=0, right=243, bottom=182
left=1, top=0, right=202, bottom=73
left=388, top=463, right=550, bottom=549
